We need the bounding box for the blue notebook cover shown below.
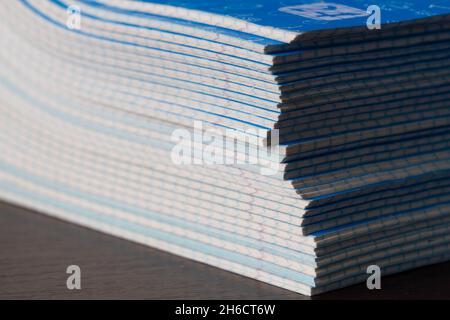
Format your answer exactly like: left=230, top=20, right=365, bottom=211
left=136, top=0, right=450, bottom=32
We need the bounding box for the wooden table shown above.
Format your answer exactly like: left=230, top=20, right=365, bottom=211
left=1, top=201, right=449, bottom=299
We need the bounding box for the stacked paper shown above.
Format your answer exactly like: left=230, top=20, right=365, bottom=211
left=1, top=0, right=450, bottom=295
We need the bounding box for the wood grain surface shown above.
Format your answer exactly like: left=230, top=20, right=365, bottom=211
left=1, top=201, right=449, bottom=300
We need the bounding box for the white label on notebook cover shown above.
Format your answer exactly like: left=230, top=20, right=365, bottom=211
left=279, top=2, right=368, bottom=21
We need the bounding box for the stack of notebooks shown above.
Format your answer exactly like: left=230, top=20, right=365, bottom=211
left=1, top=0, right=450, bottom=295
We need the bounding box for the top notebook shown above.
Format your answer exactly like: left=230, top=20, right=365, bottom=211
left=89, top=0, right=450, bottom=42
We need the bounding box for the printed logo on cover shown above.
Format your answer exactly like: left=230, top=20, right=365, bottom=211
left=279, top=2, right=369, bottom=21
